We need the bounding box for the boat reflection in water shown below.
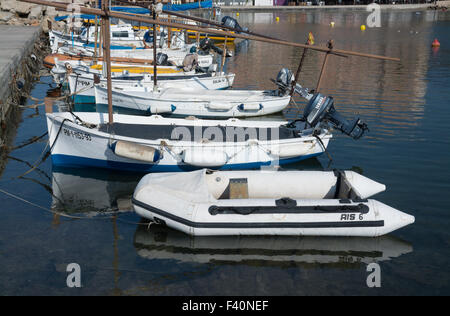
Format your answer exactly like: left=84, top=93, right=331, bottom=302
left=133, top=223, right=413, bottom=267
left=51, top=167, right=140, bottom=215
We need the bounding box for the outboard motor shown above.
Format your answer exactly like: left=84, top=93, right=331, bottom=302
left=199, top=37, right=233, bottom=57
left=303, top=93, right=369, bottom=139
left=221, top=16, right=249, bottom=33
left=275, top=68, right=368, bottom=139
left=155, top=53, right=169, bottom=66
left=275, top=68, right=311, bottom=99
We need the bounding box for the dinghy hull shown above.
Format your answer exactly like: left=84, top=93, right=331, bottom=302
left=132, top=170, right=415, bottom=237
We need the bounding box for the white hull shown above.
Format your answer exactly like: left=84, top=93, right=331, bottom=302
left=94, top=85, right=290, bottom=118
left=68, top=72, right=235, bottom=101
left=132, top=169, right=415, bottom=237
left=46, top=112, right=330, bottom=172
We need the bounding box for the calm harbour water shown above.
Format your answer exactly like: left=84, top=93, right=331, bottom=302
left=0, top=9, right=449, bottom=295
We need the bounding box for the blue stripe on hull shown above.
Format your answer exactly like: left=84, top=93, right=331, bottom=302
left=73, top=95, right=95, bottom=104
left=51, top=153, right=322, bottom=173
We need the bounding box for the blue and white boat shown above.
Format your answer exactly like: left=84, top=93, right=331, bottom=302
left=46, top=112, right=331, bottom=172
left=45, top=90, right=368, bottom=172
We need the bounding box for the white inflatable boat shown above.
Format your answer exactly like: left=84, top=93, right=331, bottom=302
left=132, top=169, right=415, bottom=237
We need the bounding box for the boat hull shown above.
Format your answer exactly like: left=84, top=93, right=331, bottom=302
left=131, top=170, right=414, bottom=237
left=94, top=86, right=291, bottom=118
left=132, top=198, right=414, bottom=237
left=69, top=72, right=235, bottom=104
left=46, top=112, right=330, bottom=172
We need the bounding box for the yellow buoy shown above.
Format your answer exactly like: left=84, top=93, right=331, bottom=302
left=276, top=17, right=280, bottom=22
left=360, top=25, right=366, bottom=31
left=236, top=12, right=239, bottom=17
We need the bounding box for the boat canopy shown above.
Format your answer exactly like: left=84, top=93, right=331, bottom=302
left=135, top=169, right=215, bottom=204
left=55, top=1, right=213, bottom=21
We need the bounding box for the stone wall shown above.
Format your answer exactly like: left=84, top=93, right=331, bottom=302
left=0, top=0, right=59, bottom=30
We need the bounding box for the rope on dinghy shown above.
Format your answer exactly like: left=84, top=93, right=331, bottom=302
left=314, top=133, right=333, bottom=163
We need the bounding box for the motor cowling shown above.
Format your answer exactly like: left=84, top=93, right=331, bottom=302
left=221, top=16, right=248, bottom=33
left=303, top=93, right=369, bottom=139
left=155, top=52, right=169, bottom=66
left=275, top=68, right=310, bottom=98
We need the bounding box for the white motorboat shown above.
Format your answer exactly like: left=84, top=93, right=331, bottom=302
left=68, top=71, right=235, bottom=104
left=93, top=84, right=290, bottom=118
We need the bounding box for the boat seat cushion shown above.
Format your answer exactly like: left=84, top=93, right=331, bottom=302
left=219, top=178, right=249, bottom=199
left=98, top=123, right=300, bottom=142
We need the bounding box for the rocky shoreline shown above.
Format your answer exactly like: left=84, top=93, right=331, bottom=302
left=0, top=0, right=59, bottom=30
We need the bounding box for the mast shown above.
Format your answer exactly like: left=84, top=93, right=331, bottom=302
left=152, top=0, right=158, bottom=90
left=101, top=0, right=113, bottom=124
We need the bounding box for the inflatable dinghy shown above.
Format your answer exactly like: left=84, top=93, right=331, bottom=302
left=132, top=169, right=415, bottom=237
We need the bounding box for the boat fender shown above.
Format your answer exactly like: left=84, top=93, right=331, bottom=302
left=238, top=103, right=263, bottom=112
left=275, top=142, right=315, bottom=158
left=111, top=141, right=161, bottom=163
left=182, top=148, right=228, bottom=167
left=206, top=102, right=234, bottom=111
left=148, top=104, right=176, bottom=114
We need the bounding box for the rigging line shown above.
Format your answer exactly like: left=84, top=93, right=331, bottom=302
left=15, top=141, right=50, bottom=179
left=0, top=187, right=152, bottom=225
left=6, top=155, right=51, bottom=181
left=314, top=134, right=333, bottom=163
left=10, top=132, right=48, bottom=151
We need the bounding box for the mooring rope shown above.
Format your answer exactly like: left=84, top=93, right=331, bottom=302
left=0, top=188, right=148, bottom=225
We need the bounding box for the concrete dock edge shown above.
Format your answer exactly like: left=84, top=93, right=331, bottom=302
left=0, top=25, right=42, bottom=121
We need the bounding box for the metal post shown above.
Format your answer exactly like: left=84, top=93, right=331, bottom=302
left=101, top=0, right=113, bottom=124
left=290, top=41, right=310, bottom=97
left=168, top=14, right=171, bottom=49
left=93, top=0, right=99, bottom=63
left=316, top=40, right=333, bottom=93
left=220, top=36, right=228, bottom=74
left=152, top=1, right=157, bottom=89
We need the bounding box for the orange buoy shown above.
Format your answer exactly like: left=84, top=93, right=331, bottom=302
left=432, top=39, right=440, bottom=47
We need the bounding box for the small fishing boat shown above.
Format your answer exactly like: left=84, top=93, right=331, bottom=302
left=45, top=112, right=332, bottom=172
left=132, top=169, right=415, bottom=237
left=46, top=87, right=368, bottom=171
left=50, top=59, right=190, bottom=84
left=43, top=53, right=157, bottom=69
left=93, top=84, right=290, bottom=118
left=49, top=47, right=214, bottom=69
left=69, top=71, right=235, bottom=104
